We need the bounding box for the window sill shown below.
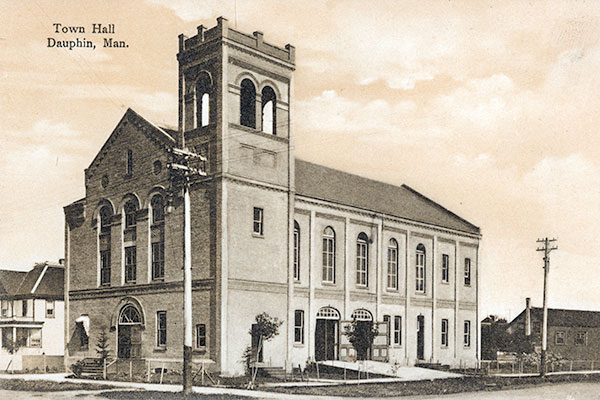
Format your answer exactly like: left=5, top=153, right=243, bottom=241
left=294, top=279, right=301, bottom=285
left=356, top=285, right=369, bottom=290
left=154, top=347, right=167, bottom=352
left=252, top=233, right=264, bottom=239
left=322, top=281, right=336, bottom=287
left=440, top=345, right=449, bottom=349
left=464, top=284, right=471, bottom=288
left=293, top=343, right=305, bottom=348
left=385, top=287, right=399, bottom=292
left=463, top=345, right=471, bottom=349
left=441, top=281, right=450, bottom=285
left=152, top=278, right=165, bottom=283
left=193, top=348, right=207, bottom=354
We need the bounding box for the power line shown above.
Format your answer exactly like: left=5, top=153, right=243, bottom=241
left=536, top=236, right=557, bottom=377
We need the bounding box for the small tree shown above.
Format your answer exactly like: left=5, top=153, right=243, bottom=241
left=95, top=328, right=111, bottom=379
left=343, top=319, right=378, bottom=361
left=244, top=312, right=283, bottom=387
left=96, top=328, right=111, bottom=362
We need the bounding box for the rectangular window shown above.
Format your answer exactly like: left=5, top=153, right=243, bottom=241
left=442, top=254, right=449, bottom=283
left=195, top=324, right=206, bottom=348
left=29, top=328, right=42, bottom=347
left=156, top=311, right=167, bottom=347
left=555, top=331, right=566, bottom=345
left=464, top=258, right=471, bottom=286
left=441, top=319, right=449, bottom=347
left=463, top=321, right=471, bottom=347
left=294, top=224, right=300, bottom=281
left=387, top=244, right=398, bottom=289
left=152, top=242, right=165, bottom=280
left=253, top=207, right=263, bottom=235
left=415, top=251, right=425, bottom=292
left=125, top=246, right=137, bottom=283
left=22, top=300, right=28, bottom=317
left=1, top=300, right=9, bottom=318
left=575, top=332, right=587, bottom=346
left=394, top=316, right=402, bottom=345
left=356, top=240, right=368, bottom=286
left=383, top=315, right=391, bottom=345
left=46, top=300, right=55, bottom=318
left=294, top=310, right=304, bottom=344
left=322, top=233, right=335, bottom=283
left=126, top=149, right=133, bottom=175
left=100, top=250, right=111, bottom=285
left=2, top=327, right=13, bottom=348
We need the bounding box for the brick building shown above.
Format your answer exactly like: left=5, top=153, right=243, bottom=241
left=0, top=262, right=65, bottom=372
left=64, top=17, right=481, bottom=376
left=507, top=298, right=600, bottom=361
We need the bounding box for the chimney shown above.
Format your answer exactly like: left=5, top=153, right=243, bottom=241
left=525, top=297, right=531, bottom=336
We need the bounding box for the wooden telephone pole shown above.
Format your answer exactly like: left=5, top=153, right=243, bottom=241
left=168, top=147, right=206, bottom=395
left=536, top=237, right=557, bottom=377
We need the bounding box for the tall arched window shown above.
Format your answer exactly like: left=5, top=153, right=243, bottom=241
left=150, top=195, right=165, bottom=280
left=99, top=205, right=112, bottom=286
left=356, top=232, right=369, bottom=286
left=415, top=243, right=426, bottom=292
left=240, top=79, right=256, bottom=129
left=123, top=200, right=138, bottom=284
left=293, top=221, right=300, bottom=281
left=322, top=227, right=335, bottom=283
left=196, top=73, right=211, bottom=128
left=387, top=238, right=398, bottom=290
left=261, top=86, right=276, bottom=135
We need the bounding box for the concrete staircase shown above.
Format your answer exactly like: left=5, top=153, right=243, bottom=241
left=260, top=366, right=287, bottom=380
left=78, top=358, right=103, bottom=378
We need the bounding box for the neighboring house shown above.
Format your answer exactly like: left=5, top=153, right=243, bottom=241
left=63, top=17, right=481, bottom=376
left=0, top=261, right=65, bottom=372
left=507, top=297, right=600, bottom=361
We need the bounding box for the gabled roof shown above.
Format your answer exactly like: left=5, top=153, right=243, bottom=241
left=0, top=262, right=64, bottom=300
left=510, top=307, right=600, bottom=329
left=0, top=270, right=27, bottom=296
left=294, top=159, right=480, bottom=235
left=86, top=108, right=176, bottom=177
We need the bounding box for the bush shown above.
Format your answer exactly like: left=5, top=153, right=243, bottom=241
left=70, top=360, right=85, bottom=378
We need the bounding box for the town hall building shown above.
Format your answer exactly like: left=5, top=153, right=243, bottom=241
left=64, top=17, right=481, bottom=376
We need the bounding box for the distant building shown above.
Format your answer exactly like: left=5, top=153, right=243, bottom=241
left=507, top=297, right=600, bottom=361
left=63, top=17, right=481, bottom=376
left=480, top=315, right=508, bottom=360
left=0, top=261, right=65, bottom=372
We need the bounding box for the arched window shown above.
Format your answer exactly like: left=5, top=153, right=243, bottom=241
left=322, top=227, right=335, bottom=283
left=119, top=305, right=142, bottom=325
left=123, top=200, right=138, bottom=284
left=293, top=221, right=300, bottom=281
left=196, top=73, right=211, bottom=128
left=416, top=244, right=426, bottom=292
left=151, top=195, right=164, bottom=224
left=356, top=233, right=369, bottom=286
left=124, top=200, right=137, bottom=229
left=351, top=309, right=373, bottom=321
left=240, top=79, right=256, bottom=129
left=98, top=205, right=112, bottom=286
left=150, top=195, right=165, bottom=280
left=316, top=306, right=340, bottom=320
left=387, top=239, right=398, bottom=290
left=261, top=86, right=276, bottom=135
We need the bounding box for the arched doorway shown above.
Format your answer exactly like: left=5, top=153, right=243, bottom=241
left=117, top=305, right=143, bottom=358
left=315, top=307, right=340, bottom=361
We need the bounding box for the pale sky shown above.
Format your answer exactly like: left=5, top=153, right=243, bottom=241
left=1, top=0, right=600, bottom=320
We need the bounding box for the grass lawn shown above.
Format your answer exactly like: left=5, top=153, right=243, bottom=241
left=265, top=373, right=600, bottom=397
left=0, top=377, right=116, bottom=392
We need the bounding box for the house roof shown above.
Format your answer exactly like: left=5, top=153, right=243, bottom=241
left=0, top=270, right=27, bottom=296
left=0, top=262, right=64, bottom=300
left=511, top=307, right=600, bottom=329
left=295, top=159, right=480, bottom=235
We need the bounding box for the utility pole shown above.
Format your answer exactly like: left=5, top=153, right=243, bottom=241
left=536, top=237, right=557, bottom=377
left=168, top=147, right=206, bottom=396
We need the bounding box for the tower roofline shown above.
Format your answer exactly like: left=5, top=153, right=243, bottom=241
left=177, top=16, right=295, bottom=65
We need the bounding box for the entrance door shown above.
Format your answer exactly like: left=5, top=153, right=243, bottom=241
left=417, top=315, right=425, bottom=361
left=118, top=325, right=132, bottom=358
left=315, top=319, right=338, bottom=361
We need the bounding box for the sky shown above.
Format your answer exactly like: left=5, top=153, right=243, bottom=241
left=1, top=0, right=600, bottom=320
